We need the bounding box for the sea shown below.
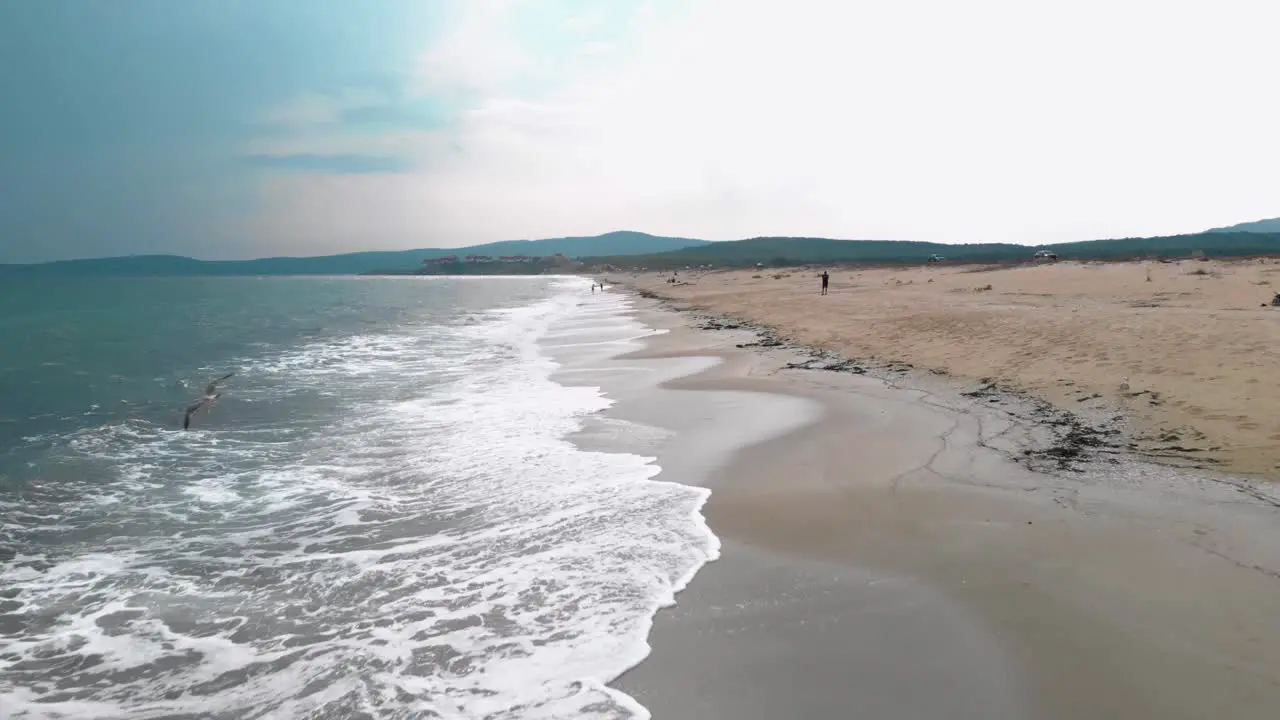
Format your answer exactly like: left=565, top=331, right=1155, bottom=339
left=0, top=275, right=717, bottom=719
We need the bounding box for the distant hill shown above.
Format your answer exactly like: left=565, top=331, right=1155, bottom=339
left=584, top=232, right=1280, bottom=269
left=8, top=228, right=1280, bottom=277
left=585, top=237, right=1021, bottom=269
left=0, top=231, right=710, bottom=277
left=1040, top=231, right=1280, bottom=259
left=428, top=231, right=707, bottom=259
left=1208, top=218, right=1280, bottom=234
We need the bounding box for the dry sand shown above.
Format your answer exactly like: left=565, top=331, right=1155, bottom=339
left=587, top=306, right=1280, bottom=719
left=622, top=259, right=1280, bottom=477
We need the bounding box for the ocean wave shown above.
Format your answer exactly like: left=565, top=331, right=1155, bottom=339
left=0, top=279, right=716, bottom=719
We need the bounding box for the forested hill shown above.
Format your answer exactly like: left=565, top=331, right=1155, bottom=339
left=0, top=231, right=709, bottom=277
left=582, top=232, right=1280, bottom=269
left=1209, top=218, right=1280, bottom=234
left=8, top=229, right=1280, bottom=276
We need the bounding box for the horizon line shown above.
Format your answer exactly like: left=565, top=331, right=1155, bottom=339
left=4, top=223, right=1273, bottom=266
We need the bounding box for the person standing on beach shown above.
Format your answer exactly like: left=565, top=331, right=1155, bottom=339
left=820, top=271, right=829, bottom=295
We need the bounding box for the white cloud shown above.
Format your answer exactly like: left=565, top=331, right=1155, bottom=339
left=577, top=41, right=613, bottom=58
left=565, top=7, right=605, bottom=35
left=254, top=87, right=394, bottom=128
left=415, top=0, right=533, bottom=99
left=255, top=92, right=343, bottom=127
left=247, top=0, right=1280, bottom=252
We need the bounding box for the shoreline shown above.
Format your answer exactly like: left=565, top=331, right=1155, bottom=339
left=543, top=295, right=822, bottom=718
left=621, top=260, right=1280, bottom=478
left=600, top=289, right=1280, bottom=719
left=629, top=278, right=1280, bottom=493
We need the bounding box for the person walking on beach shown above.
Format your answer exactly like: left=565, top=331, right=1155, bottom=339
left=820, top=271, right=829, bottom=295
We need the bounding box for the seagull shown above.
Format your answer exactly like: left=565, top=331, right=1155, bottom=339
left=184, top=372, right=233, bottom=430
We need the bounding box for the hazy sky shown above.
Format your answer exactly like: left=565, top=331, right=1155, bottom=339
left=2, top=0, right=1277, bottom=263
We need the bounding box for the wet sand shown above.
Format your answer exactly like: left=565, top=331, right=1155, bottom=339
left=624, top=260, right=1280, bottom=476
left=581, top=297, right=1280, bottom=720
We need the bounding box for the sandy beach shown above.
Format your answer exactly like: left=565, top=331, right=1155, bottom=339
left=576, top=293, right=1280, bottom=719
left=621, top=259, right=1280, bottom=477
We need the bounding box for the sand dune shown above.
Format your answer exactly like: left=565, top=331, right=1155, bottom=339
left=625, top=259, right=1280, bottom=477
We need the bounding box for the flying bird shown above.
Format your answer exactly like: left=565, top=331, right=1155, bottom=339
left=184, top=372, right=233, bottom=430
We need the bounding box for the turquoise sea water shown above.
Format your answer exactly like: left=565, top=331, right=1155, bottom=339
left=1, top=276, right=539, bottom=457
left=0, top=276, right=716, bottom=719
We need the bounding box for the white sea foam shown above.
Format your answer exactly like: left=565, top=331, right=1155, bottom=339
left=0, top=278, right=715, bottom=719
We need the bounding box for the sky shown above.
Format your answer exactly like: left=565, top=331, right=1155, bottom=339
left=2, top=0, right=1278, bottom=263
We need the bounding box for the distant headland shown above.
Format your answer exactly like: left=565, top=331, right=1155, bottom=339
left=3, top=220, right=1278, bottom=277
